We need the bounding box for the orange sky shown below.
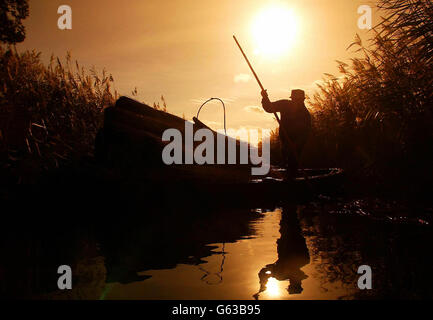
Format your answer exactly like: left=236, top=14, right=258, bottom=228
left=19, top=0, right=379, bottom=131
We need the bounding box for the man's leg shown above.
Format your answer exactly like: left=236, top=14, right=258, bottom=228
left=280, top=140, right=298, bottom=180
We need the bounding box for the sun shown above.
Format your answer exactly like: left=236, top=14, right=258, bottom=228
left=251, top=6, right=299, bottom=58
left=265, top=277, right=281, bottom=298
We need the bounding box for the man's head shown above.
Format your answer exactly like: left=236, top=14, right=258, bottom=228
left=290, top=89, right=305, bottom=102
left=288, top=279, right=304, bottom=294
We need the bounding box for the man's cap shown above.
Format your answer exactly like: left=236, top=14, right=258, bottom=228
left=288, top=280, right=303, bottom=294
left=290, top=89, right=305, bottom=100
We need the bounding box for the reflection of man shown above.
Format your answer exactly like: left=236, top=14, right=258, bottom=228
left=254, top=204, right=310, bottom=299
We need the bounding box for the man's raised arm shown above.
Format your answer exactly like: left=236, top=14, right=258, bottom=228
left=261, top=90, right=289, bottom=113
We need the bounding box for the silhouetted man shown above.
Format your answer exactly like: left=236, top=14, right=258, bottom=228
left=261, top=89, right=311, bottom=179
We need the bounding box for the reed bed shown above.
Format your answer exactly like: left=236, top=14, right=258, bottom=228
left=306, top=0, right=433, bottom=190
left=0, top=47, right=116, bottom=183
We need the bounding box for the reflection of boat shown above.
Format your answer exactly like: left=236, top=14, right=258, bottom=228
left=96, top=207, right=262, bottom=285
left=95, top=97, right=343, bottom=201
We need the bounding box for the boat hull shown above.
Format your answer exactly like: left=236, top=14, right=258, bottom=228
left=95, top=97, right=344, bottom=204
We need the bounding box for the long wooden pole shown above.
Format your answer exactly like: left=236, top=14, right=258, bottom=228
left=233, top=35, right=282, bottom=126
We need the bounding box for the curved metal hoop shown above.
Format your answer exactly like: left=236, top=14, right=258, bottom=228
left=196, top=98, right=227, bottom=135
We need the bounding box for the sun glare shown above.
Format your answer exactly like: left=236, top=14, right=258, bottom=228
left=251, top=6, right=299, bottom=58
left=265, top=277, right=281, bottom=297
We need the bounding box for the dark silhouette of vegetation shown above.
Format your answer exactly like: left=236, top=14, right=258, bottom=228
left=378, top=0, right=433, bottom=65
left=153, top=95, right=167, bottom=112
left=0, top=47, right=116, bottom=183
left=0, top=0, right=29, bottom=44
left=304, top=0, right=433, bottom=193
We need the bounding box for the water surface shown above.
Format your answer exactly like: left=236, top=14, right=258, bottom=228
left=2, top=198, right=432, bottom=299
left=104, top=206, right=355, bottom=300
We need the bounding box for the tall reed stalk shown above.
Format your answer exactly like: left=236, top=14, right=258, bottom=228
left=0, top=46, right=116, bottom=182
left=308, top=0, right=433, bottom=189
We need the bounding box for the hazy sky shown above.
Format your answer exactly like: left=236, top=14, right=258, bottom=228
left=19, top=0, right=379, bottom=131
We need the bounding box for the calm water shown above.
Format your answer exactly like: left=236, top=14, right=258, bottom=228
left=2, top=197, right=432, bottom=299
left=103, top=207, right=355, bottom=300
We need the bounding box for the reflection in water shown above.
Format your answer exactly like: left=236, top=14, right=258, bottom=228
left=96, top=207, right=263, bottom=288
left=101, top=200, right=433, bottom=300
left=102, top=206, right=355, bottom=300
left=2, top=195, right=433, bottom=299
left=254, top=204, right=310, bottom=300
left=198, top=243, right=226, bottom=285
left=264, top=277, right=281, bottom=298
left=102, top=209, right=284, bottom=300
